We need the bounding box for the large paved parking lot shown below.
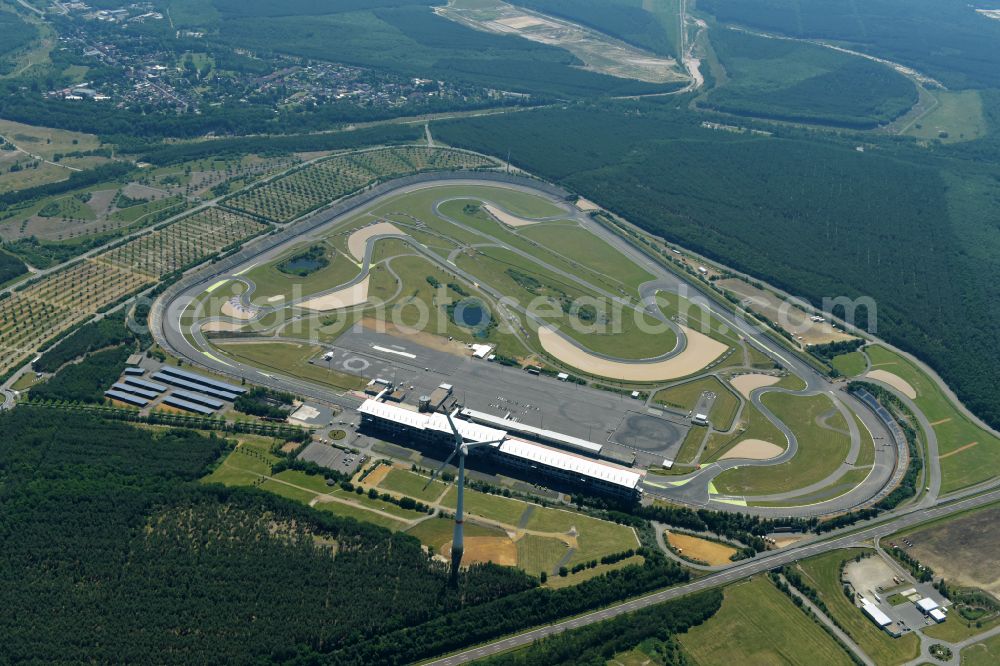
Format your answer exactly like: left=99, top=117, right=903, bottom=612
left=319, top=324, right=690, bottom=461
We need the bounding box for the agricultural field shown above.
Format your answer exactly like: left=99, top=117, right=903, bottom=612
left=0, top=205, right=268, bottom=378
left=678, top=576, right=855, bottom=665
left=712, top=392, right=851, bottom=495
left=865, top=345, right=1000, bottom=493
left=99, top=208, right=268, bottom=278
left=0, top=258, right=141, bottom=376
left=889, top=503, right=1000, bottom=601
left=225, top=146, right=498, bottom=224
left=795, top=550, right=920, bottom=665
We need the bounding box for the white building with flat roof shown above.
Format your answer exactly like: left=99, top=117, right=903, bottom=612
left=860, top=598, right=891, bottom=627
left=359, top=399, right=643, bottom=499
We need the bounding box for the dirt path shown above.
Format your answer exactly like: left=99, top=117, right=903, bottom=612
left=222, top=457, right=420, bottom=525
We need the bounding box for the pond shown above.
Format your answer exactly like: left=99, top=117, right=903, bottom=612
left=453, top=299, right=489, bottom=329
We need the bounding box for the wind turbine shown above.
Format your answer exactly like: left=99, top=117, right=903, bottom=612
left=424, top=411, right=505, bottom=583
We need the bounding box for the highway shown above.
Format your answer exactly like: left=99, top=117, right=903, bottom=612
left=424, top=486, right=1000, bottom=665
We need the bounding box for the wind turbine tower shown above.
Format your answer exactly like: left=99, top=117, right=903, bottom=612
left=424, top=411, right=505, bottom=582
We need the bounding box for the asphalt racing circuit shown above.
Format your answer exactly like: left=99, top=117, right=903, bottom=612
left=153, top=171, right=911, bottom=519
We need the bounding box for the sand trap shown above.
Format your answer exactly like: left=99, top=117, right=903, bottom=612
left=347, top=222, right=404, bottom=261
left=201, top=321, right=245, bottom=333
left=484, top=204, right=543, bottom=228
left=221, top=298, right=259, bottom=320
left=866, top=369, right=917, bottom=399
left=719, top=439, right=784, bottom=461
left=444, top=536, right=517, bottom=567
left=267, top=295, right=284, bottom=303
left=730, top=373, right=780, bottom=399
left=299, top=276, right=369, bottom=312
left=575, top=197, right=601, bottom=212
left=537, top=324, right=727, bottom=382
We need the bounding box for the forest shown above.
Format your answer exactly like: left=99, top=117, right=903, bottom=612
left=480, top=589, right=722, bottom=665
left=31, top=345, right=131, bottom=403
left=0, top=248, right=27, bottom=286
left=33, top=311, right=137, bottom=373
left=702, top=29, right=916, bottom=128
left=698, top=0, right=1000, bottom=89
left=0, top=408, right=531, bottom=663
left=433, top=102, right=1000, bottom=431
left=0, top=406, right=699, bottom=663
left=0, top=10, right=37, bottom=75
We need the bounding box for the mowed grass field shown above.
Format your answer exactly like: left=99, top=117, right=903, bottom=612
left=796, top=550, right=920, bottom=665
left=0, top=118, right=102, bottom=160
left=378, top=468, right=449, bottom=502
left=523, top=505, right=639, bottom=567
left=678, top=576, right=855, bottom=666
left=866, top=345, right=1000, bottom=492
left=243, top=242, right=361, bottom=305
left=831, top=350, right=867, bottom=377
left=713, top=392, right=851, bottom=496
left=654, top=376, right=740, bottom=430
left=454, top=245, right=675, bottom=359
left=213, top=340, right=366, bottom=391
left=202, top=439, right=421, bottom=531
left=518, top=223, right=656, bottom=293
left=963, top=632, right=1000, bottom=666
left=904, top=90, right=987, bottom=143
left=703, top=400, right=785, bottom=462
left=405, top=515, right=507, bottom=553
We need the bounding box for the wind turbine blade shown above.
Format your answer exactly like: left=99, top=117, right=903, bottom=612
left=424, top=446, right=459, bottom=490
left=466, top=437, right=505, bottom=449
left=445, top=412, right=462, bottom=441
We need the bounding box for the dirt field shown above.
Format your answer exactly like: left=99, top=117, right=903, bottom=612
left=718, top=278, right=856, bottom=346
left=575, top=197, right=601, bottom=212
left=866, top=369, right=917, bottom=399
left=720, top=439, right=784, bottom=461
left=444, top=536, right=518, bottom=566
left=437, top=0, right=684, bottom=84
left=360, top=463, right=392, bottom=488
left=347, top=222, right=403, bottom=261
left=730, top=373, right=780, bottom=398
left=843, top=556, right=897, bottom=598
left=902, top=505, right=1000, bottom=598
left=667, top=531, right=737, bottom=565
left=484, top=203, right=541, bottom=227
left=537, top=324, right=727, bottom=382
left=299, top=276, right=369, bottom=311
